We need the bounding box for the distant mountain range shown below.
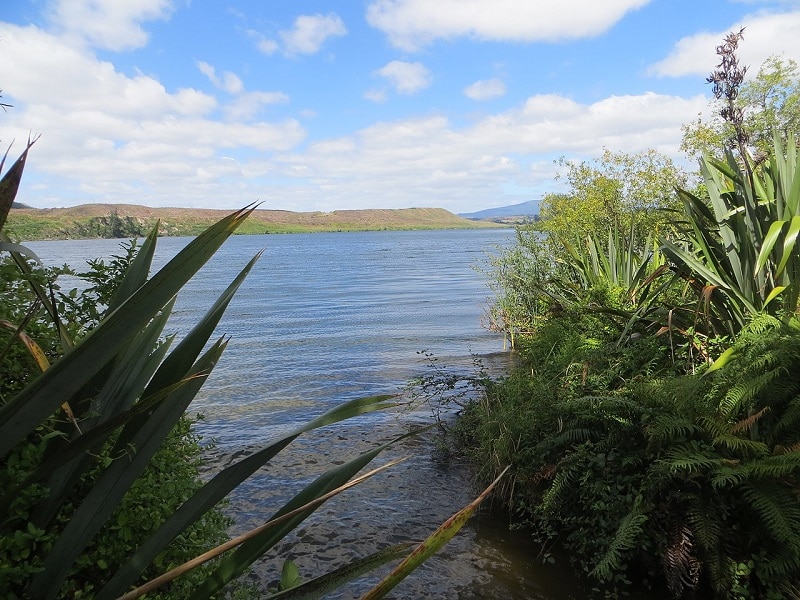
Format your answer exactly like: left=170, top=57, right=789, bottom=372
left=458, top=200, right=538, bottom=220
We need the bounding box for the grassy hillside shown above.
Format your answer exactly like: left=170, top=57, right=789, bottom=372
left=5, top=204, right=503, bottom=240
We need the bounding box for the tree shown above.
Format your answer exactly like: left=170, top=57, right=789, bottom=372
left=539, top=148, right=687, bottom=243
left=682, top=52, right=800, bottom=160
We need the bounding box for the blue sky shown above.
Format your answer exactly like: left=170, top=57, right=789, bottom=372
left=1, top=1, right=799, bottom=213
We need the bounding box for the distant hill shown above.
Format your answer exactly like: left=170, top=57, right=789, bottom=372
left=459, top=200, right=539, bottom=220
left=4, top=203, right=504, bottom=240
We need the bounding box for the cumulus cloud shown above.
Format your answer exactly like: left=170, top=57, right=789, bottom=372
left=195, top=61, right=289, bottom=120
left=1, top=24, right=215, bottom=119
left=270, top=91, right=707, bottom=212
left=374, top=60, right=432, bottom=95
left=0, top=22, right=305, bottom=208
left=0, top=19, right=707, bottom=213
left=464, top=78, right=507, bottom=101
left=279, top=13, right=347, bottom=56
left=366, top=0, right=651, bottom=51
left=246, top=29, right=280, bottom=55
left=46, top=0, right=173, bottom=51
left=0, top=6, right=713, bottom=213
left=648, top=11, right=800, bottom=77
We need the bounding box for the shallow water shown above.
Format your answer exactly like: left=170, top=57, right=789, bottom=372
left=28, top=229, right=589, bottom=599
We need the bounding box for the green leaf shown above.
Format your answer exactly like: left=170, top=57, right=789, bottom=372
left=763, top=285, right=786, bottom=308
left=755, top=220, right=786, bottom=275
left=279, top=560, right=301, bottom=591
left=775, top=215, right=800, bottom=277
left=29, top=300, right=177, bottom=530
left=108, top=251, right=262, bottom=460
left=27, top=340, right=227, bottom=600
left=1, top=230, right=74, bottom=350
left=0, top=136, right=38, bottom=233
left=269, top=543, right=414, bottom=599
left=361, top=465, right=510, bottom=600
left=106, top=224, right=159, bottom=313
left=704, top=346, right=738, bottom=377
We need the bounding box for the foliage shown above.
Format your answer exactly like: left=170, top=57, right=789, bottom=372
left=663, top=133, right=800, bottom=338
left=4, top=206, right=499, bottom=241
left=539, top=148, right=687, bottom=243
left=455, top=312, right=800, bottom=597
left=483, top=216, right=686, bottom=352
left=682, top=52, right=800, bottom=159
left=481, top=225, right=555, bottom=346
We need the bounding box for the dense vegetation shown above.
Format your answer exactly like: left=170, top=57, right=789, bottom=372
left=454, top=32, right=800, bottom=598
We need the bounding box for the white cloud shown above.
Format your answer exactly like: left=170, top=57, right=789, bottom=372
left=195, top=61, right=289, bottom=120
left=375, top=61, right=432, bottom=94
left=0, top=19, right=707, bottom=213
left=464, top=78, right=507, bottom=101
left=1, top=24, right=215, bottom=119
left=224, top=91, right=290, bottom=121
left=648, top=11, right=800, bottom=77
left=257, top=38, right=279, bottom=55
left=364, top=88, right=388, bottom=103
left=47, top=0, right=173, bottom=51
left=0, top=9, right=712, bottom=214
left=366, top=0, right=651, bottom=51
left=197, top=61, right=244, bottom=94
left=0, top=22, right=305, bottom=208
left=268, top=91, right=707, bottom=212
left=280, top=13, right=347, bottom=55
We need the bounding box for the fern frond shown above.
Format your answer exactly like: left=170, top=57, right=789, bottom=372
left=711, top=432, right=769, bottom=456
left=741, top=313, right=783, bottom=335
left=775, top=398, right=800, bottom=438
left=539, top=464, right=579, bottom=513
left=591, top=496, right=649, bottom=580
left=697, top=415, right=730, bottom=440
left=711, top=464, right=745, bottom=489
left=536, top=427, right=595, bottom=454
left=685, top=491, right=725, bottom=554
left=719, top=370, right=781, bottom=416
left=661, top=443, right=724, bottom=476
left=647, top=415, right=705, bottom=444
left=775, top=442, right=800, bottom=455
left=739, top=453, right=800, bottom=483
left=760, top=545, right=800, bottom=579
left=741, top=482, right=800, bottom=545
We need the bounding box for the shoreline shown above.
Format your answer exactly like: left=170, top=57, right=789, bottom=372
left=5, top=204, right=505, bottom=241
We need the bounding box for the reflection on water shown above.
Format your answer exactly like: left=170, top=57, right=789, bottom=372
left=28, top=229, right=588, bottom=599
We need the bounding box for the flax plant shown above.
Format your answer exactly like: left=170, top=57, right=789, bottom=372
left=662, top=133, right=800, bottom=337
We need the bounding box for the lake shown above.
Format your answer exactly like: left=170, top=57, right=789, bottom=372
left=28, top=228, right=586, bottom=599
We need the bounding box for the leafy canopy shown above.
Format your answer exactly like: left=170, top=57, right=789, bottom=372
left=539, top=148, right=687, bottom=243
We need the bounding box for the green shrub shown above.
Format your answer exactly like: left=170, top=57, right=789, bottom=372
left=454, top=313, right=800, bottom=598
